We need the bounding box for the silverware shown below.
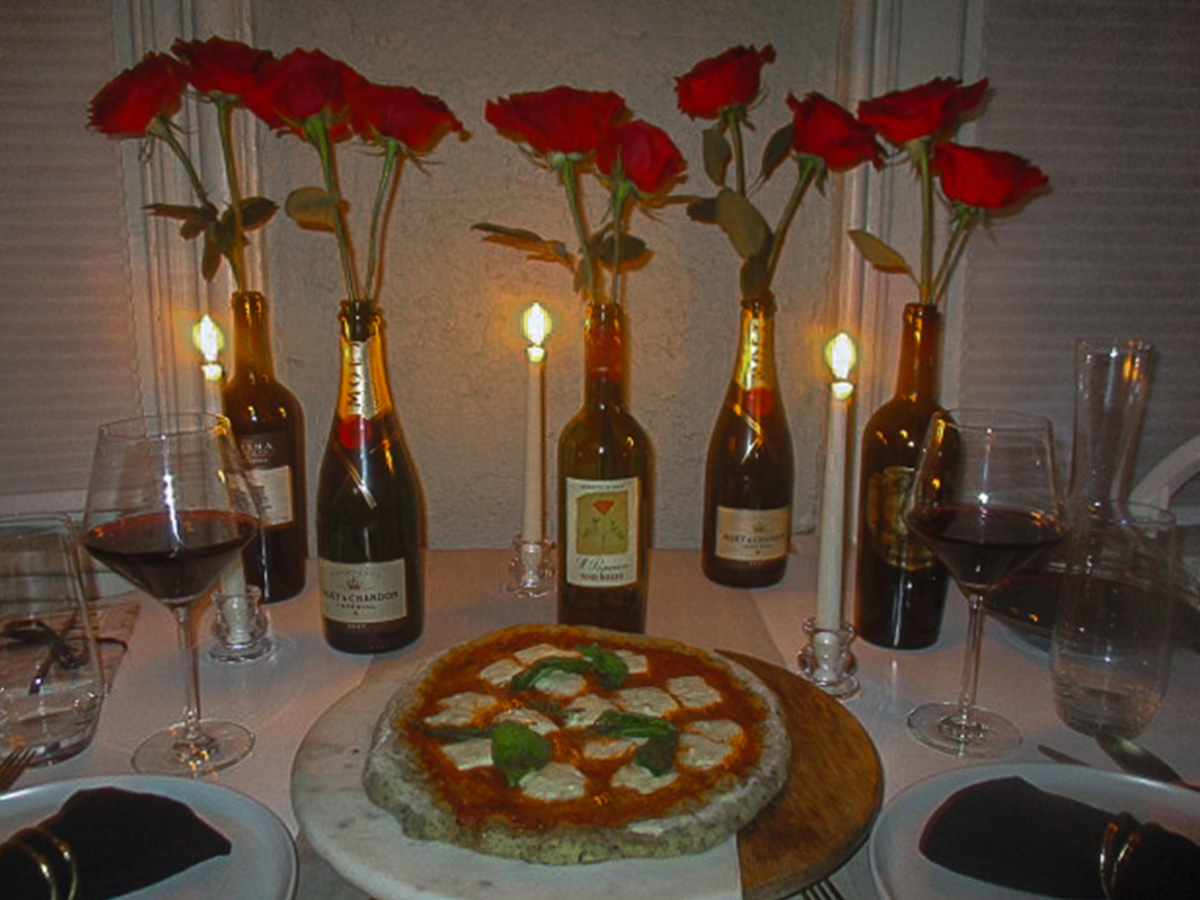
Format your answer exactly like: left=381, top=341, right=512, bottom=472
left=800, top=879, right=847, bottom=900
left=1095, top=732, right=1200, bottom=791
left=1037, top=744, right=1090, bottom=767
left=0, top=745, right=35, bottom=792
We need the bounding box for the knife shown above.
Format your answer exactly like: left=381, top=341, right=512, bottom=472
left=1036, top=744, right=1090, bottom=767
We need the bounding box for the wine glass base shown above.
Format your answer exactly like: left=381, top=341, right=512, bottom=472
left=907, top=702, right=1022, bottom=758
left=132, top=719, right=255, bottom=776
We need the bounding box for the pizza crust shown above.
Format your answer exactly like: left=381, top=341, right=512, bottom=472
left=363, top=624, right=790, bottom=865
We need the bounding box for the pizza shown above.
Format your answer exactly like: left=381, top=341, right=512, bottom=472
left=362, top=623, right=790, bottom=865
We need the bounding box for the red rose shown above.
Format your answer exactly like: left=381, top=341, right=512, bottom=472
left=858, top=77, right=989, bottom=146
left=244, top=48, right=364, bottom=140
left=675, top=44, right=776, bottom=120
left=787, top=92, right=883, bottom=171
left=933, top=142, right=1048, bottom=210
left=171, top=36, right=274, bottom=99
left=485, top=86, right=627, bottom=155
left=349, top=82, right=464, bottom=154
left=597, top=120, right=686, bottom=195
left=88, top=52, right=185, bottom=138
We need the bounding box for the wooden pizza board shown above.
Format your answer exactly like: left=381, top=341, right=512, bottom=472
left=724, top=651, right=883, bottom=900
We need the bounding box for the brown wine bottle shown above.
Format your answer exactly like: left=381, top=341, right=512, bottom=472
left=854, top=302, right=949, bottom=648
left=557, top=301, right=652, bottom=633
left=701, top=294, right=794, bottom=587
left=317, top=300, right=424, bottom=653
left=221, top=291, right=307, bottom=602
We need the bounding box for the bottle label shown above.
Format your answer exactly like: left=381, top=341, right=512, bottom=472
left=237, top=432, right=294, bottom=528
left=564, top=477, right=640, bottom=587
left=319, top=558, right=407, bottom=624
left=714, top=506, right=791, bottom=562
left=865, top=466, right=938, bottom=570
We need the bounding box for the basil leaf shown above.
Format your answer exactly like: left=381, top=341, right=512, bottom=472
left=579, top=643, right=630, bottom=690
left=491, top=721, right=550, bottom=786
left=635, top=732, right=680, bottom=777
left=592, top=710, right=677, bottom=740
left=509, top=656, right=592, bottom=692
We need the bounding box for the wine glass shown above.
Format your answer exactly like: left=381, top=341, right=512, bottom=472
left=904, top=408, right=1064, bottom=756
left=82, top=413, right=260, bottom=775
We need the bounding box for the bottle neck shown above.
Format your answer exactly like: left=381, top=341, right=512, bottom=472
left=730, top=295, right=779, bottom=391
left=583, top=301, right=627, bottom=408
left=230, top=291, right=276, bottom=379
left=893, top=302, right=941, bottom=401
left=335, top=300, right=394, bottom=420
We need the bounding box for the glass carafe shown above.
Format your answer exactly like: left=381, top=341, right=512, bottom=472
left=989, top=338, right=1155, bottom=647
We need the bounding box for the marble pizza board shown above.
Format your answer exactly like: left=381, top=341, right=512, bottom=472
left=292, top=650, right=881, bottom=900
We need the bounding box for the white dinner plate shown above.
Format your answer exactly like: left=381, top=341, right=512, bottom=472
left=0, top=774, right=297, bottom=900
left=870, top=762, right=1200, bottom=900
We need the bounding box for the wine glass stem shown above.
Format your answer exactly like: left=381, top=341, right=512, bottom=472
left=171, top=598, right=208, bottom=746
left=954, top=592, right=988, bottom=725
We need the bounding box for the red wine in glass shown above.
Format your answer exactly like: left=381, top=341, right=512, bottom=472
left=84, top=510, right=257, bottom=605
left=83, top=413, right=261, bottom=776
left=906, top=505, right=1064, bottom=594
left=904, top=408, right=1064, bottom=758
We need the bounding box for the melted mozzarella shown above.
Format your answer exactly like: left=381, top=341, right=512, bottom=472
left=687, top=719, right=743, bottom=743
left=613, top=763, right=678, bottom=794
left=617, top=687, right=678, bottom=717
left=615, top=650, right=648, bottom=674
left=424, top=691, right=497, bottom=727
left=495, top=707, right=558, bottom=735
left=520, top=762, right=588, bottom=801
left=514, top=643, right=579, bottom=666
left=679, top=732, right=734, bottom=770
left=535, top=669, right=587, bottom=697
left=478, top=657, right=523, bottom=686
left=667, top=675, right=722, bottom=709
left=583, top=736, right=639, bottom=760
left=441, top=737, right=493, bottom=770
left=564, top=693, right=614, bottom=728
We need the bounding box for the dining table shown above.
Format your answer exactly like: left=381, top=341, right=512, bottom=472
left=12, top=538, right=1200, bottom=900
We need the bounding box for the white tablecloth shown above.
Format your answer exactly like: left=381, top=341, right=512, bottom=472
left=15, top=542, right=1200, bottom=899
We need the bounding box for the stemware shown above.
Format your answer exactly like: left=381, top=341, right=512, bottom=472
left=904, top=408, right=1064, bottom=756
left=82, top=413, right=260, bottom=775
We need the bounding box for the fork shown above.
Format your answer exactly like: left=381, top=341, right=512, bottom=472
left=801, top=878, right=847, bottom=900
left=0, top=745, right=36, bottom=792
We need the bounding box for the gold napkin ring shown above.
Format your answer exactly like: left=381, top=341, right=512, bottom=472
left=1100, top=812, right=1141, bottom=900
left=12, top=826, right=78, bottom=900
left=12, top=835, right=59, bottom=900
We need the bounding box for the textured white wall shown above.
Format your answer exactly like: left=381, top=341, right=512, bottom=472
left=248, top=0, right=850, bottom=549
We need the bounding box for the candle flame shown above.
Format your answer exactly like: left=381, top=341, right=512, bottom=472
left=522, top=302, right=550, bottom=347
left=825, top=332, right=856, bottom=382
left=193, top=315, right=224, bottom=364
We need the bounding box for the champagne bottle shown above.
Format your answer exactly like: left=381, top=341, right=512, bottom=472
left=558, top=301, right=652, bottom=633
left=221, top=291, right=307, bottom=602
left=854, top=302, right=949, bottom=648
left=701, top=294, right=794, bottom=587
left=317, top=300, right=424, bottom=653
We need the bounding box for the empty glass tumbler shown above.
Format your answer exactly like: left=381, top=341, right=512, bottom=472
left=1051, top=501, right=1177, bottom=737
left=0, top=514, right=104, bottom=764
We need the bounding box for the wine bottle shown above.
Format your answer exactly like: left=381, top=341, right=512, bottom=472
left=221, top=291, right=307, bottom=602
left=854, top=302, right=949, bottom=648
left=317, top=300, right=424, bottom=653
left=557, top=301, right=652, bottom=633
left=701, top=294, right=794, bottom=587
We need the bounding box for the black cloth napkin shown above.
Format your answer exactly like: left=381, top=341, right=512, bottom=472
left=0, top=786, right=232, bottom=900
left=919, top=776, right=1200, bottom=899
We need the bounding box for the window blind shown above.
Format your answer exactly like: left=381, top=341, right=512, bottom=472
left=961, top=0, right=1200, bottom=514
left=0, top=1, right=142, bottom=512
